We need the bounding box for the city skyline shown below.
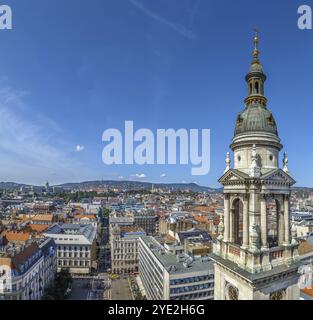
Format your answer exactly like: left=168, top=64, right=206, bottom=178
left=0, top=0, right=312, bottom=187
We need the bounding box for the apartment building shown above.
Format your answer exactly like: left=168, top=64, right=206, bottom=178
left=138, top=235, right=214, bottom=300
left=133, top=210, right=159, bottom=235
left=110, top=226, right=146, bottom=274
left=73, top=214, right=98, bottom=228
left=0, top=238, right=56, bottom=300
left=43, top=223, right=97, bottom=275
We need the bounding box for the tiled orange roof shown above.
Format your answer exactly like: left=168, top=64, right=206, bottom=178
left=193, top=215, right=209, bottom=224
left=194, top=206, right=216, bottom=213
left=301, top=287, right=313, bottom=297
left=1, top=230, right=31, bottom=242
left=32, top=214, right=53, bottom=222
left=75, top=214, right=97, bottom=220
left=29, top=224, right=49, bottom=233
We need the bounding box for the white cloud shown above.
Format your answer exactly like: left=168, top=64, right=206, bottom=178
left=160, top=173, right=166, bottom=178
left=118, top=176, right=124, bottom=179
left=76, top=145, right=85, bottom=152
left=131, top=173, right=147, bottom=179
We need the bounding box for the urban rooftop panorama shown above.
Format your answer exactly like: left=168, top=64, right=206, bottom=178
left=1, top=1, right=313, bottom=305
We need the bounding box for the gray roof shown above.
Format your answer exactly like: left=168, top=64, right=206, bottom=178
left=44, top=223, right=97, bottom=244
left=61, top=224, right=81, bottom=230
left=140, top=235, right=213, bottom=275
left=178, top=229, right=212, bottom=243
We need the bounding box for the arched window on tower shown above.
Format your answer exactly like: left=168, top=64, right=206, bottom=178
left=231, top=199, right=243, bottom=246
left=254, top=81, right=259, bottom=94
left=267, top=198, right=284, bottom=247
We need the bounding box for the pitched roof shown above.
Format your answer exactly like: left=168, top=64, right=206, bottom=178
left=11, top=243, right=39, bottom=272
left=301, top=287, right=313, bottom=298
left=29, top=224, right=49, bottom=233
left=194, top=206, right=212, bottom=213
left=1, top=230, right=31, bottom=242
left=193, top=215, right=209, bottom=224
left=32, top=214, right=53, bottom=222
left=298, top=240, right=313, bottom=256
left=74, top=214, right=97, bottom=220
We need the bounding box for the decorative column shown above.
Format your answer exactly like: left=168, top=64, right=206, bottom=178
left=224, top=194, right=230, bottom=242
left=260, top=193, right=267, bottom=249
left=242, top=194, right=249, bottom=249
left=278, top=209, right=285, bottom=245
left=230, top=208, right=235, bottom=243
left=284, top=194, right=290, bottom=245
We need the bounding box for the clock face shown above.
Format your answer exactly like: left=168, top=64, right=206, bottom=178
left=270, top=290, right=284, bottom=300
left=225, top=283, right=239, bottom=300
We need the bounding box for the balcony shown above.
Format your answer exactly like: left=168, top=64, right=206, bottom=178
left=228, top=244, right=241, bottom=257
left=269, top=247, right=284, bottom=261
left=214, top=240, right=299, bottom=274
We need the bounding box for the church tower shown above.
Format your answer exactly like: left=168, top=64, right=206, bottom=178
left=211, top=32, right=300, bottom=300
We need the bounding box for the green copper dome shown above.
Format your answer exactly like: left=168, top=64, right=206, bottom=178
left=234, top=104, right=278, bottom=136
left=233, top=31, right=279, bottom=138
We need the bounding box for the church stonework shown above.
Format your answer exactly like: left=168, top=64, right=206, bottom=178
left=211, top=32, right=300, bottom=300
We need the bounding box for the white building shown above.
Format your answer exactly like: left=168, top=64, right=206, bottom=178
left=111, top=226, right=146, bottom=274
left=0, top=238, right=56, bottom=300
left=73, top=214, right=98, bottom=228
left=70, top=203, right=101, bottom=214
left=44, top=224, right=97, bottom=274
left=138, top=235, right=214, bottom=300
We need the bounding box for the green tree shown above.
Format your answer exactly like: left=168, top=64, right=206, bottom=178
left=42, top=269, right=73, bottom=300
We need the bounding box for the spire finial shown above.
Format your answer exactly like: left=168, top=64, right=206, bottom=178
left=253, top=28, right=260, bottom=62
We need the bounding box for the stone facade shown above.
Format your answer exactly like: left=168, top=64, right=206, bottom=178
left=110, top=226, right=146, bottom=274
left=44, top=224, right=97, bottom=275
left=0, top=238, right=56, bottom=300
left=211, top=32, right=300, bottom=300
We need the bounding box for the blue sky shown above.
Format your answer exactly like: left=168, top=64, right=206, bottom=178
left=0, top=0, right=312, bottom=187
